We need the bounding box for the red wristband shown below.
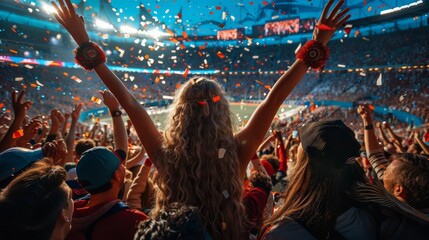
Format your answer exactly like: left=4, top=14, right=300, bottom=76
left=296, top=40, right=329, bottom=69
left=74, top=41, right=106, bottom=70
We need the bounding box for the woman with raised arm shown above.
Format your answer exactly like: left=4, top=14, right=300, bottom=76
left=50, top=0, right=349, bottom=238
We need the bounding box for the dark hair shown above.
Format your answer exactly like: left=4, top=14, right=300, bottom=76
left=75, top=139, right=96, bottom=157
left=392, top=153, right=429, bottom=209
left=134, top=203, right=206, bottom=240
left=0, top=160, right=69, bottom=240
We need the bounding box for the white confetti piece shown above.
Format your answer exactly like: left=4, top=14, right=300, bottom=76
left=222, top=190, right=229, bottom=199
left=218, top=148, right=226, bottom=159
left=294, top=43, right=302, bottom=54
left=376, top=73, right=382, bottom=86
left=337, top=64, right=346, bottom=68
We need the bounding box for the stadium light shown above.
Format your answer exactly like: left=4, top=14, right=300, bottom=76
left=120, top=25, right=138, bottom=34
left=41, top=3, right=57, bottom=14
left=145, top=28, right=170, bottom=38
left=95, top=18, right=114, bottom=30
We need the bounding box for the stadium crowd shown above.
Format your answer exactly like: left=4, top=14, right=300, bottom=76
left=1, top=0, right=429, bottom=239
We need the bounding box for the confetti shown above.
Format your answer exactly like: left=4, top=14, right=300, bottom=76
left=294, top=43, right=302, bottom=54
left=162, top=95, right=174, bottom=100
left=15, top=77, right=23, bottom=81
left=71, top=76, right=82, bottom=83
left=344, top=24, right=352, bottom=35
left=183, top=68, right=190, bottom=78
left=30, top=83, right=38, bottom=88
left=24, top=64, right=33, bottom=69
left=213, top=95, right=221, bottom=103
left=376, top=73, right=382, bottom=86
left=337, top=64, right=346, bottom=68
left=216, top=51, right=225, bottom=59
left=91, top=96, right=102, bottom=104
left=359, top=72, right=367, bottom=77
left=222, top=189, right=230, bottom=199
left=36, top=80, right=44, bottom=87
left=12, top=129, right=24, bottom=139
left=399, top=95, right=405, bottom=102
left=0, top=103, right=4, bottom=108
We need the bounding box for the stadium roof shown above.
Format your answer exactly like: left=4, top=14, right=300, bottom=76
left=1, top=0, right=426, bottom=37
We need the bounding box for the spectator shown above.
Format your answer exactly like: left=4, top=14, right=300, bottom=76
left=66, top=147, right=147, bottom=240
left=0, top=160, right=73, bottom=240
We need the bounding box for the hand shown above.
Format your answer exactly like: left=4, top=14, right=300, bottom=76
left=64, top=113, right=70, bottom=120
left=99, top=90, right=120, bottom=111
left=413, top=131, right=420, bottom=141
left=11, top=91, right=32, bottom=120
left=313, top=0, right=351, bottom=45
left=22, top=119, right=43, bottom=139
left=71, top=103, right=83, bottom=121
left=50, top=109, right=65, bottom=130
left=357, top=105, right=373, bottom=125
left=43, top=140, right=68, bottom=164
left=51, top=0, right=89, bottom=45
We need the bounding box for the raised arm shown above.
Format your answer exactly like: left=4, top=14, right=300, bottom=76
left=414, top=131, right=429, bottom=155
left=51, top=0, right=162, bottom=160
left=357, top=105, right=388, bottom=180
left=99, top=90, right=128, bottom=156
left=235, top=0, right=350, bottom=171
left=0, top=91, right=32, bottom=152
left=64, top=103, right=82, bottom=163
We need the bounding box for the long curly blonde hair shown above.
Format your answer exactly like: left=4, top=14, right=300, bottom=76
left=152, top=77, right=247, bottom=239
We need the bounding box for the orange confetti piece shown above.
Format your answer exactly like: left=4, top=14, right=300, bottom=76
left=63, top=72, right=69, bottom=76
left=73, top=96, right=81, bottom=101
left=183, top=68, right=190, bottom=78
left=216, top=6, right=221, bottom=10
left=30, top=83, right=38, bottom=88
left=13, top=129, right=24, bottom=139
left=155, top=76, right=160, bottom=84
left=91, top=96, right=102, bottom=104
left=0, top=103, right=4, bottom=108
left=9, top=49, right=18, bottom=54
left=213, top=96, right=221, bottom=103
left=369, top=105, right=375, bottom=111
left=175, top=82, right=182, bottom=89
left=217, top=51, right=225, bottom=59
left=182, top=31, right=188, bottom=39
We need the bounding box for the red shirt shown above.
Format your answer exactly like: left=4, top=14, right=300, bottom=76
left=66, top=199, right=147, bottom=240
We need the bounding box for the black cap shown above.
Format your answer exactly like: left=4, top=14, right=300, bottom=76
left=299, top=119, right=361, bottom=168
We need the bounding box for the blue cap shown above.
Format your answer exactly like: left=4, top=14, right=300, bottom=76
left=76, top=147, right=120, bottom=190
left=0, top=147, right=44, bottom=181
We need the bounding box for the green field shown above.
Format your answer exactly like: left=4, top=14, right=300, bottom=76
left=93, top=102, right=297, bottom=130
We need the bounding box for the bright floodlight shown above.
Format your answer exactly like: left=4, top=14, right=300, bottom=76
left=41, top=3, right=57, bottom=14
left=120, top=25, right=138, bottom=34
left=95, top=18, right=114, bottom=30
left=146, top=28, right=170, bottom=38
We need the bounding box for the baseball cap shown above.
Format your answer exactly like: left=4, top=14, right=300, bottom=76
left=76, top=147, right=121, bottom=190
left=299, top=119, right=361, bottom=168
left=0, top=147, right=44, bottom=181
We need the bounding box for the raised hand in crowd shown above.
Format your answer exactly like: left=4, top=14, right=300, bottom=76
left=47, top=109, right=65, bottom=142
left=0, top=91, right=32, bottom=152
left=16, top=117, right=43, bottom=148
left=64, top=103, right=83, bottom=163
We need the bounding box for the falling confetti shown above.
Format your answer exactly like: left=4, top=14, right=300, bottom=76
left=376, top=73, right=382, bottom=86
left=218, top=148, right=226, bottom=158
left=91, top=96, right=102, bottom=104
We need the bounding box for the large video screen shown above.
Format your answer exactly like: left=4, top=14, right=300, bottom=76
left=264, top=18, right=299, bottom=36
left=217, top=28, right=244, bottom=40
